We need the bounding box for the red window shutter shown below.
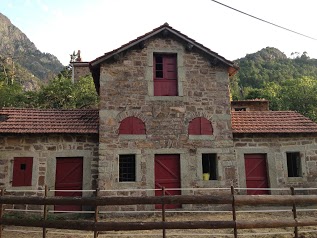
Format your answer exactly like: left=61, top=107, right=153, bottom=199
left=132, top=117, right=146, bottom=134
left=154, top=54, right=178, bottom=96
left=12, top=157, right=33, bottom=186
left=164, top=56, right=177, bottom=80
left=119, top=117, right=133, bottom=134
left=188, top=118, right=201, bottom=135
left=119, top=117, right=145, bottom=135
left=189, top=117, right=213, bottom=135
left=200, top=118, right=213, bottom=135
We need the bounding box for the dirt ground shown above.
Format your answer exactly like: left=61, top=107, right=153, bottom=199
left=2, top=210, right=317, bottom=238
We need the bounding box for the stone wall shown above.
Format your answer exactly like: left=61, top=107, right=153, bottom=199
left=234, top=134, right=317, bottom=193
left=98, top=35, right=236, bottom=206
left=0, top=134, right=99, bottom=193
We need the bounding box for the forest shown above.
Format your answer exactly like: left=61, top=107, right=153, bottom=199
left=0, top=66, right=99, bottom=109
left=230, top=47, right=317, bottom=122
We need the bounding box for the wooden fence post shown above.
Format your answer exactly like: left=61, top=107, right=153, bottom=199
left=162, top=187, right=166, bottom=238
left=0, top=188, right=4, bottom=238
left=94, top=188, right=100, bottom=238
left=43, top=185, right=48, bottom=238
left=231, top=186, right=237, bottom=238
left=291, top=187, right=298, bottom=238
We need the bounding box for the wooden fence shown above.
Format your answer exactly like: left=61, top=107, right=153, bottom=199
left=0, top=186, right=317, bottom=238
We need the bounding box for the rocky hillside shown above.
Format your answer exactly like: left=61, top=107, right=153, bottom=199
left=0, top=13, right=64, bottom=89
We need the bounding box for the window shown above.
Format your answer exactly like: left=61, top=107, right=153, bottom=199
left=119, top=117, right=145, bottom=135
left=119, top=154, right=136, bottom=182
left=188, top=117, right=213, bottom=135
left=234, top=107, right=246, bottom=111
left=154, top=54, right=178, bottom=96
left=202, top=154, right=217, bottom=180
left=287, top=152, right=301, bottom=177
left=12, top=157, right=33, bottom=186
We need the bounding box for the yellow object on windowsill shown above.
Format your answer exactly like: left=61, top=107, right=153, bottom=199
left=203, top=173, right=210, bottom=181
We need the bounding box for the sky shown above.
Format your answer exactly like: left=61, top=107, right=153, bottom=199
left=0, top=0, right=316, bottom=66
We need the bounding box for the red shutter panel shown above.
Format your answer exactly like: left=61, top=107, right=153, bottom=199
left=119, top=117, right=133, bottom=134
left=132, top=117, right=145, bottom=134
left=200, top=118, right=213, bottom=135
left=164, top=55, right=178, bottom=96
left=12, top=157, right=33, bottom=186
left=164, top=56, right=177, bottom=80
left=119, top=117, right=145, bottom=135
left=189, top=118, right=213, bottom=135
left=188, top=118, right=201, bottom=135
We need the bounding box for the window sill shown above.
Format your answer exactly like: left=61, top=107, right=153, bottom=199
left=287, top=176, right=305, bottom=182
left=8, top=185, right=34, bottom=191
left=119, top=135, right=147, bottom=140
left=189, top=135, right=215, bottom=141
left=146, top=96, right=186, bottom=101
left=196, top=180, right=221, bottom=187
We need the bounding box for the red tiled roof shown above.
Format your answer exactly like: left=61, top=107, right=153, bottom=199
left=1, top=109, right=317, bottom=135
left=232, top=111, right=317, bottom=134
left=90, top=23, right=239, bottom=75
left=0, top=108, right=98, bottom=134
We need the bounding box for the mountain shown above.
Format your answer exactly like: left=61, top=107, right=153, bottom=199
left=233, top=47, right=317, bottom=89
left=0, top=13, right=64, bottom=90
left=231, top=47, right=317, bottom=122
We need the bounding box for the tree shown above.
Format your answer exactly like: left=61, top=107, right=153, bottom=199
left=245, top=77, right=317, bottom=122
left=280, top=77, right=317, bottom=121
left=36, top=76, right=74, bottom=109
left=36, top=75, right=98, bottom=109
left=0, top=81, right=28, bottom=108
left=73, top=76, right=98, bottom=109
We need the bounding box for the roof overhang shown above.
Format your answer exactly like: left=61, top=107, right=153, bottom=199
left=90, top=23, right=239, bottom=75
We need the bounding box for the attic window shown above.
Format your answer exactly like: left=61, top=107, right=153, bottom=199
left=154, top=54, right=178, bottom=96
left=234, top=108, right=246, bottom=111
left=0, top=114, right=8, bottom=122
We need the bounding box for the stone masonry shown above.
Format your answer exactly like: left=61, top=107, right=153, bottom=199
left=98, top=35, right=236, bottom=206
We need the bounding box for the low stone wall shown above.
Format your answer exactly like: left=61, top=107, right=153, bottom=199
left=0, top=134, right=99, bottom=193
left=234, top=133, right=317, bottom=192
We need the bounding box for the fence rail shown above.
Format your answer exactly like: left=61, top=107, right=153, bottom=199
left=0, top=186, right=317, bottom=238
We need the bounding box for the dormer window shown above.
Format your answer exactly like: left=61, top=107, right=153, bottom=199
left=154, top=54, right=178, bottom=96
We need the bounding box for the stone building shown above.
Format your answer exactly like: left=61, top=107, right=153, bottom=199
left=1, top=24, right=317, bottom=210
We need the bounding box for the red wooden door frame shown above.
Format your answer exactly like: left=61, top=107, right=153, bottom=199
left=55, top=157, right=83, bottom=211
left=155, top=154, right=181, bottom=209
left=244, top=154, right=269, bottom=195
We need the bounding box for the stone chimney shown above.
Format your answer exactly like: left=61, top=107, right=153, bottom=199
left=70, top=50, right=91, bottom=83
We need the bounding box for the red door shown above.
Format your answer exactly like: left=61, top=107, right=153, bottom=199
left=244, top=154, right=269, bottom=195
left=155, top=154, right=181, bottom=209
left=55, top=157, right=83, bottom=211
